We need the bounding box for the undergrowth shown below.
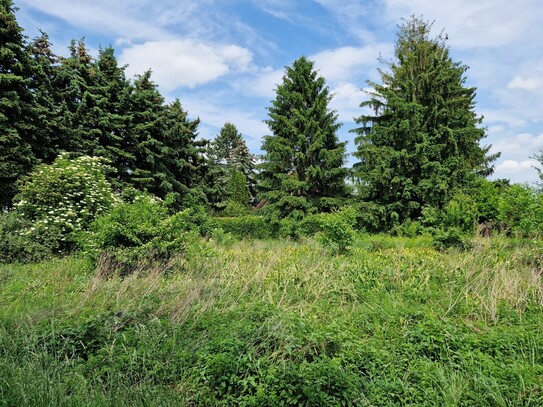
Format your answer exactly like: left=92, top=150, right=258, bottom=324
left=1, top=236, right=543, bottom=406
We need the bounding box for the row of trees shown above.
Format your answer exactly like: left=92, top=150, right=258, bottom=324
left=1, top=0, right=257, bottom=211
left=2, top=1, right=504, bottom=230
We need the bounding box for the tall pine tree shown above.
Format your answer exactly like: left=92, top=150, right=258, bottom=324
left=28, top=31, right=63, bottom=164
left=0, top=0, right=36, bottom=208
left=353, top=16, right=498, bottom=228
left=260, top=56, right=348, bottom=219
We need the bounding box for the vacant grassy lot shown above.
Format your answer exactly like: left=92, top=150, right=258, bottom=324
left=1, top=236, right=543, bottom=406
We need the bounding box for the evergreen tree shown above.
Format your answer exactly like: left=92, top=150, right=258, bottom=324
left=0, top=0, right=35, bottom=208
left=161, top=98, right=207, bottom=208
left=28, top=31, right=65, bottom=163
left=127, top=70, right=165, bottom=191
left=206, top=122, right=257, bottom=210
left=260, top=56, right=348, bottom=219
left=87, top=46, right=133, bottom=183
left=127, top=75, right=206, bottom=208
left=353, top=16, right=498, bottom=228
left=54, top=39, right=95, bottom=154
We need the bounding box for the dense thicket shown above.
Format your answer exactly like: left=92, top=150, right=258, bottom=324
left=260, top=56, right=348, bottom=219
left=353, top=17, right=499, bottom=229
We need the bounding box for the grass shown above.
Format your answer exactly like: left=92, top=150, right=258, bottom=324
left=1, top=235, right=543, bottom=405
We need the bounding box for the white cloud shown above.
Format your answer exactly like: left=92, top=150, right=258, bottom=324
left=382, top=0, right=543, bottom=49
left=329, top=82, right=364, bottom=122
left=120, top=40, right=253, bottom=91
left=490, top=133, right=543, bottom=157
left=495, top=159, right=538, bottom=174
left=181, top=95, right=268, bottom=151
left=507, top=76, right=543, bottom=91
left=311, top=44, right=392, bottom=83
left=17, top=0, right=172, bottom=41
left=239, top=67, right=285, bottom=99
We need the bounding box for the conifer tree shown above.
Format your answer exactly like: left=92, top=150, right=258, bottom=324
left=161, top=99, right=207, bottom=208
left=260, top=56, right=348, bottom=219
left=0, top=0, right=35, bottom=208
left=353, top=16, right=498, bottom=228
left=206, top=122, right=257, bottom=210
left=28, top=31, right=67, bottom=163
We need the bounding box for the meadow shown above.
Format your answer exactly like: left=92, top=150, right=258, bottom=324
left=1, top=234, right=543, bottom=406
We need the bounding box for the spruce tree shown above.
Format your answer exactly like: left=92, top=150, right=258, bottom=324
left=161, top=98, right=207, bottom=208
left=260, top=56, right=348, bottom=219
left=127, top=70, right=165, bottom=191
left=28, top=31, right=65, bottom=163
left=353, top=16, right=498, bottom=228
left=0, top=0, right=35, bottom=208
left=206, top=122, right=257, bottom=210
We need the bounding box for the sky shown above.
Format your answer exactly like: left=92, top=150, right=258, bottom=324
left=13, top=0, right=543, bottom=184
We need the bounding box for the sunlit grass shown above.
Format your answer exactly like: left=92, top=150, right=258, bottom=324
left=1, top=235, right=543, bottom=405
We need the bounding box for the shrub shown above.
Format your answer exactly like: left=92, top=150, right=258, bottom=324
left=497, top=184, right=543, bottom=237
left=13, top=153, right=119, bottom=253
left=0, top=212, right=55, bottom=263
left=78, top=196, right=208, bottom=275
left=213, top=216, right=275, bottom=239
left=316, top=208, right=356, bottom=254
left=432, top=228, right=473, bottom=251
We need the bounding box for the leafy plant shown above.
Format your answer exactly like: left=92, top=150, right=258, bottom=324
left=316, top=208, right=356, bottom=254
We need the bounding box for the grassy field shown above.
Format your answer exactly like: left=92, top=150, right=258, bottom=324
left=1, top=235, right=543, bottom=406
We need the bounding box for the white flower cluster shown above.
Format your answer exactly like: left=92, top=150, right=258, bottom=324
left=15, top=154, right=121, bottom=241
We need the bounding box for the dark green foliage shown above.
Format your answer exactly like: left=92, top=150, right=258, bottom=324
left=353, top=16, right=498, bottom=228
left=225, top=170, right=250, bottom=213
left=0, top=0, right=37, bottom=209
left=161, top=99, right=208, bottom=208
left=260, top=56, right=349, bottom=219
left=128, top=79, right=208, bottom=208
left=27, top=31, right=65, bottom=164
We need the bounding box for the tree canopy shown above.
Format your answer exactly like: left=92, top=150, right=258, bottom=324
left=260, top=56, right=348, bottom=219
left=352, top=16, right=498, bottom=228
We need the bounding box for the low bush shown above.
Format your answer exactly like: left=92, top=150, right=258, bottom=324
left=315, top=208, right=356, bottom=254
left=10, top=154, right=120, bottom=257
left=78, top=196, right=210, bottom=275
left=0, top=212, right=56, bottom=263
left=432, top=227, right=474, bottom=251
left=213, top=216, right=275, bottom=239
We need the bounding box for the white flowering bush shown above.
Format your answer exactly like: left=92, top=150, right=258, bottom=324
left=14, top=153, right=120, bottom=253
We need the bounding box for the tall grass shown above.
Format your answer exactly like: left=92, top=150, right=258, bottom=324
left=1, top=235, right=543, bottom=405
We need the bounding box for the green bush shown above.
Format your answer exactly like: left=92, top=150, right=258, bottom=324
left=13, top=154, right=119, bottom=253
left=432, top=227, right=473, bottom=251
left=316, top=208, right=356, bottom=254
left=497, top=184, right=543, bottom=237
left=213, top=216, right=275, bottom=239
left=79, top=196, right=209, bottom=275
left=0, top=212, right=57, bottom=263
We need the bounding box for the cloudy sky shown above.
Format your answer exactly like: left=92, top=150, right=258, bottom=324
left=14, top=0, right=543, bottom=184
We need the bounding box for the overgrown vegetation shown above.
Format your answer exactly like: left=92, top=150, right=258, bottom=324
left=2, top=237, right=543, bottom=405
left=3, top=3, right=543, bottom=405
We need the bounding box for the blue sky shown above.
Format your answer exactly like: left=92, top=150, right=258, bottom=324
left=14, top=0, right=543, bottom=184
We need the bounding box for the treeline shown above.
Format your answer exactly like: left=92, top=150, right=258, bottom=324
left=2, top=1, right=543, bottom=262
